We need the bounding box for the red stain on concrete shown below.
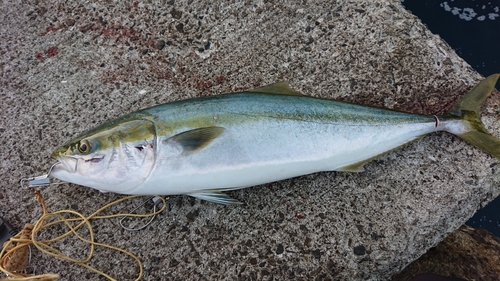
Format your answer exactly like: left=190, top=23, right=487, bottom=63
left=45, top=46, right=58, bottom=57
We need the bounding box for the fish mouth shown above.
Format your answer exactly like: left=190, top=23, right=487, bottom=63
left=52, top=156, right=78, bottom=174
left=52, top=154, right=106, bottom=173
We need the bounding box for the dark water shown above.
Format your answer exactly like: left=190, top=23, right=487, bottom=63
left=401, top=0, right=500, bottom=237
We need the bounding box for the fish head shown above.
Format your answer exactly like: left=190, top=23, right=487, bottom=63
left=51, top=118, right=157, bottom=193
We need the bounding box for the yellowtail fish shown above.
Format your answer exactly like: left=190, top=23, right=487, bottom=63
left=51, top=74, right=500, bottom=204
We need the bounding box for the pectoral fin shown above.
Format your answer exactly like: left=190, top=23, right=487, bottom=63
left=164, top=126, right=225, bottom=154
left=189, top=190, right=243, bottom=205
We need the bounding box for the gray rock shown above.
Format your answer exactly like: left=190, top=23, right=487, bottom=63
left=1, top=0, right=498, bottom=280
left=392, top=225, right=500, bottom=281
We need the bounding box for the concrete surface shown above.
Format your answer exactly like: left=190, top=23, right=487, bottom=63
left=1, top=0, right=499, bottom=280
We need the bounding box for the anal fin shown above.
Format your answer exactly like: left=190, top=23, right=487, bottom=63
left=336, top=160, right=367, bottom=172
left=189, top=190, right=243, bottom=205
left=337, top=136, right=428, bottom=172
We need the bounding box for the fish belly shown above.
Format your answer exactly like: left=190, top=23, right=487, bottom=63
left=132, top=118, right=436, bottom=195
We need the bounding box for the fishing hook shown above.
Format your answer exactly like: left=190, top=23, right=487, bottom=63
left=20, top=162, right=65, bottom=189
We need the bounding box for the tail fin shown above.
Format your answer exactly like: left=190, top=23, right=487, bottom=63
left=446, top=74, right=500, bottom=159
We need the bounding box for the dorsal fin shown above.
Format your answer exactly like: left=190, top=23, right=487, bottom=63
left=250, top=82, right=303, bottom=96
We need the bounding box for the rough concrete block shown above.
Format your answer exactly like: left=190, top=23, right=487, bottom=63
left=1, top=0, right=498, bottom=280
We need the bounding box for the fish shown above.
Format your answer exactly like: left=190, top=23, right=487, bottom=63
left=50, top=74, right=500, bottom=204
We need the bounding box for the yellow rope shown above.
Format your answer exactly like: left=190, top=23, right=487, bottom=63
left=0, top=190, right=166, bottom=280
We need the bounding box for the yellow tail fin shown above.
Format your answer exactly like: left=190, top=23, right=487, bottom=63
left=446, top=74, right=500, bottom=159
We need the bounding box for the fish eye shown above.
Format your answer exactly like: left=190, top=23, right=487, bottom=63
left=78, top=139, right=91, bottom=154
